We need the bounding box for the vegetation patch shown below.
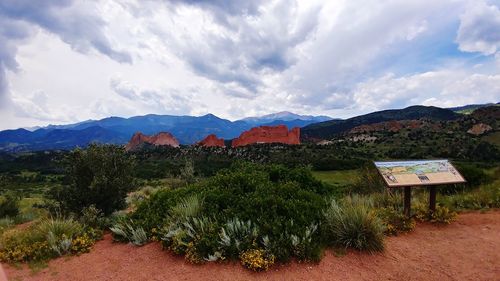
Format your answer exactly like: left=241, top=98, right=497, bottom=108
left=0, top=218, right=101, bottom=263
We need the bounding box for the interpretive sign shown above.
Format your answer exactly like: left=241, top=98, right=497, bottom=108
left=374, top=159, right=466, bottom=217
left=374, top=159, right=466, bottom=188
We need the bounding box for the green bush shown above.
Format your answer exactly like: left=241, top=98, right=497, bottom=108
left=0, top=218, right=99, bottom=263
left=0, top=192, right=20, bottom=218
left=323, top=197, right=385, bottom=252
left=240, top=249, right=275, bottom=271
left=79, top=205, right=108, bottom=229
left=0, top=217, right=13, bottom=234
left=48, top=144, right=136, bottom=215
left=376, top=207, right=415, bottom=235
left=414, top=203, right=457, bottom=224
left=134, top=163, right=329, bottom=263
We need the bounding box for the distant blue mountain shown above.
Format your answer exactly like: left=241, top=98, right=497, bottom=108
left=0, top=112, right=332, bottom=152
left=242, top=111, right=332, bottom=125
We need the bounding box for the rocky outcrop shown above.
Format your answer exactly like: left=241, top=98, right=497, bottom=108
left=125, top=132, right=179, bottom=151
left=232, top=125, right=300, bottom=147
left=467, top=123, right=493, bottom=136
left=197, top=134, right=225, bottom=147
left=317, top=140, right=334, bottom=146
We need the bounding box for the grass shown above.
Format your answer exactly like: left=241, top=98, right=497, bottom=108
left=312, top=169, right=359, bottom=187
left=323, top=197, right=385, bottom=252
left=312, top=169, right=364, bottom=196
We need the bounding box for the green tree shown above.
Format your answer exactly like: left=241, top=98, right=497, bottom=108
left=49, top=144, right=136, bottom=215
left=179, top=159, right=196, bottom=184
left=0, top=192, right=20, bottom=218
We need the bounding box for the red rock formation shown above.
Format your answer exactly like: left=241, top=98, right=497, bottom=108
left=197, top=134, right=225, bottom=147
left=125, top=132, right=180, bottom=151
left=232, top=125, right=300, bottom=147
left=467, top=123, right=492, bottom=135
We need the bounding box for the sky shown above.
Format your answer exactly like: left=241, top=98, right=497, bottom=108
left=0, top=0, right=499, bottom=130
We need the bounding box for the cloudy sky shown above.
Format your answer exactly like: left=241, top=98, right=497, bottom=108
left=0, top=0, right=499, bottom=130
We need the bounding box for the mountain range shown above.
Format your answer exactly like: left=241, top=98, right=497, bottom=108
left=0, top=112, right=331, bottom=152
left=0, top=103, right=497, bottom=152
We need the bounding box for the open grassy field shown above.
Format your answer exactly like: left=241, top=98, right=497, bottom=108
left=312, top=169, right=359, bottom=187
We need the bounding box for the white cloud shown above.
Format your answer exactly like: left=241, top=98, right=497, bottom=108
left=456, top=1, right=500, bottom=55
left=351, top=70, right=500, bottom=112
left=0, top=0, right=499, bottom=130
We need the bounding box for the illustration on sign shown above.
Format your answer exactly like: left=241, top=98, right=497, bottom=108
left=374, top=159, right=466, bottom=187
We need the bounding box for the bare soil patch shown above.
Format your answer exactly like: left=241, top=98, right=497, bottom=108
left=4, top=210, right=500, bottom=281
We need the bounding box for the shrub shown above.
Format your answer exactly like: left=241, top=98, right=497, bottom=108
left=414, top=203, right=457, bottom=224
left=323, top=197, right=385, bottom=252
left=135, top=163, right=332, bottom=263
left=376, top=207, right=415, bottom=235
left=240, top=249, right=275, bottom=271
left=0, top=217, right=13, bottom=234
left=0, top=192, right=19, bottom=218
left=48, top=144, right=136, bottom=216
left=429, top=206, right=457, bottom=224
left=0, top=230, right=51, bottom=262
left=0, top=218, right=97, bottom=263
left=70, top=233, right=95, bottom=254
left=79, top=205, right=107, bottom=229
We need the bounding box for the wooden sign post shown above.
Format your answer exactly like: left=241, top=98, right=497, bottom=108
left=404, top=186, right=411, bottom=217
left=374, top=160, right=466, bottom=217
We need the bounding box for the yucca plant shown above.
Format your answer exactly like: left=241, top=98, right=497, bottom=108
left=323, top=197, right=385, bottom=252
left=36, top=218, right=83, bottom=241
left=110, top=218, right=148, bottom=246
left=169, top=194, right=204, bottom=221
left=183, top=216, right=214, bottom=241
left=290, top=223, right=318, bottom=259
left=47, top=231, right=72, bottom=256
left=219, top=218, right=259, bottom=258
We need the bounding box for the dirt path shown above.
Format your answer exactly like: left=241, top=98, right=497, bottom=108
left=4, top=211, right=500, bottom=281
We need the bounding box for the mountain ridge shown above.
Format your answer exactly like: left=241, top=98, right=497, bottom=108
left=1, top=112, right=330, bottom=152
left=301, top=105, right=461, bottom=141
left=1, top=104, right=495, bottom=152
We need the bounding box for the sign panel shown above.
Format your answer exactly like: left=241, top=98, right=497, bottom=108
left=374, top=159, right=466, bottom=187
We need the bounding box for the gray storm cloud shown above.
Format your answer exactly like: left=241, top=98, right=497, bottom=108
left=0, top=0, right=131, bottom=107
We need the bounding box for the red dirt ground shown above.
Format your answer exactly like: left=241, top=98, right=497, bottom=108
left=4, top=210, right=500, bottom=281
